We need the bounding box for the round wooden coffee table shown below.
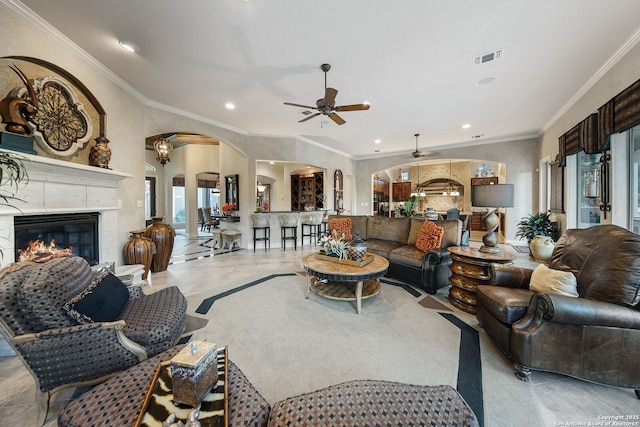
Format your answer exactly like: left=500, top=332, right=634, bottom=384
left=303, top=253, right=389, bottom=314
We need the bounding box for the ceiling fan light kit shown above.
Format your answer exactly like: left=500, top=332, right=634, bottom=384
left=283, top=63, right=370, bottom=126
left=411, top=133, right=429, bottom=158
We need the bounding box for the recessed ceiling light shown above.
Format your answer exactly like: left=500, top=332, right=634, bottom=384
left=476, top=76, right=496, bottom=86
left=374, top=139, right=381, bottom=144
left=225, top=102, right=236, bottom=110
left=364, top=101, right=371, bottom=106
left=462, top=124, right=471, bottom=129
left=119, top=41, right=139, bottom=53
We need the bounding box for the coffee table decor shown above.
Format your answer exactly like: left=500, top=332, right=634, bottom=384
left=317, top=230, right=372, bottom=267
left=135, top=346, right=228, bottom=427
left=315, top=252, right=374, bottom=267
left=171, top=341, right=219, bottom=407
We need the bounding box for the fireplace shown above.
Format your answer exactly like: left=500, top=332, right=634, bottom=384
left=14, top=213, right=100, bottom=265
left=0, top=152, right=131, bottom=268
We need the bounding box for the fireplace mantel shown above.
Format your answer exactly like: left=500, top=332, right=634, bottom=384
left=0, top=149, right=133, bottom=267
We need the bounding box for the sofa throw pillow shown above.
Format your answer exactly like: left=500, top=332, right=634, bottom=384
left=329, top=218, right=352, bottom=241
left=64, top=271, right=130, bottom=323
left=415, top=220, right=444, bottom=252
left=530, top=263, right=579, bottom=297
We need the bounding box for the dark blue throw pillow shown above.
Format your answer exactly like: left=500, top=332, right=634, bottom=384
left=64, top=273, right=130, bottom=323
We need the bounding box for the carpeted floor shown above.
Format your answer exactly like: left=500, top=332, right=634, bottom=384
left=183, top=273, right=544, bottom=427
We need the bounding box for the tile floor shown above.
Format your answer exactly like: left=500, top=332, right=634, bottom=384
left=0, top=229, right=638, bottom=426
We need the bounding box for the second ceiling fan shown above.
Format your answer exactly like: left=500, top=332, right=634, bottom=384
left=283, top=63, right=370, bottom=125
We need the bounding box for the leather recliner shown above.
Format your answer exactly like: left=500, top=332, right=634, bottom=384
left=476, top=225, right=640, bottom=398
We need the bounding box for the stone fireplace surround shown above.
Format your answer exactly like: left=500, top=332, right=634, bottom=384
left=0, top=150, right=131, bottom=268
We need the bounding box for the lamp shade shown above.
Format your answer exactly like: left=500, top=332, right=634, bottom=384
left=472, top=184, right=514, bottom=208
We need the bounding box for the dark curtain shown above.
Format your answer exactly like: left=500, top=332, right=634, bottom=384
left=559, top=78, right=640, bottom=166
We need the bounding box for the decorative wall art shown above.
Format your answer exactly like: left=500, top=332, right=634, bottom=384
left=0, top=56, right=111, bottom=168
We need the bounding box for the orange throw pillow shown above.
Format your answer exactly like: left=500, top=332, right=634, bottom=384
left=329, top=218, right=352, bottom=241
left=415, top=220, right=444, bottom=252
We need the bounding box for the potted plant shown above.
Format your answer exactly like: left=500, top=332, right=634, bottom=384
left=515, top=211, right=556, bottom=262
left=0, top=151, right=28, bottom=207
left=0, top=150, right=28, bottom=258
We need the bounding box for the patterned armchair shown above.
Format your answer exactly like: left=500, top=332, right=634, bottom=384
left=0, top=256, right=187, bottom=425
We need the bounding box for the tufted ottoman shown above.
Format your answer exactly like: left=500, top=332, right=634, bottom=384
left=58, top=345, right=270, bottom=427
left=267, top=380, right=479, bottom=427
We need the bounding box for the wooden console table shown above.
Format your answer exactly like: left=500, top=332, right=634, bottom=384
left=447, top=246, right=514, bottom=314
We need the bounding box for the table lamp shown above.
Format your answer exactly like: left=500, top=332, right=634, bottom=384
left=471, top=184, right=514, bottom=254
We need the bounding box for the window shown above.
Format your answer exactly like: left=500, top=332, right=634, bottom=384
left=172, top=176, right=185, bottom=224
left=549, top=161, right=564, bottom=213
left=145, top=177, right=156, bottom=219
left=577, top=151, right=602, bottom=228
left=630, top=125, right=640, bottom=234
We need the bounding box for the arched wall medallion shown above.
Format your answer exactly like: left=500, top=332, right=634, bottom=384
left=1, top=56, right=107, bottom=165
left=17, top=76, right=93, bottom=156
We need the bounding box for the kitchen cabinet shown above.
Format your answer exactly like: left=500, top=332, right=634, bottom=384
left=373, top=179, right=390, bottom=216
left=291, top=173, right=324, bottom=211
left=471, top=177, right=498, bottom=187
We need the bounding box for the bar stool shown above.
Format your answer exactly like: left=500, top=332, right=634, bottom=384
left=301, top=211, right=324, bottom=246
left=278, top=213, right=299, bottom=251
left=250, top=213, right=270, bottom=252
left=320, top=210, right=329, bottom=234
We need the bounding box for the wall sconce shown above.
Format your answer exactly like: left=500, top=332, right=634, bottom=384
left=154, top=137, right=173, bottom=166
left=257, top=182, right=266, bottom=193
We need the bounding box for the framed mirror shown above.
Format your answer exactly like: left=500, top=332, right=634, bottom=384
left=225, top=174, right=239, bottom=210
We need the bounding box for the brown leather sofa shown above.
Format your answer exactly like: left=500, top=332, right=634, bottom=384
left=328, top=215, right=463, bottom=294
left=476, top=225, right=640, bottom=397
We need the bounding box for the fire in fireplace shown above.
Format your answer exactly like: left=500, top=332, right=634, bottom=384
left=14, top=213, right=100, bottom=265
left=18, top=240, right=73, bottom=263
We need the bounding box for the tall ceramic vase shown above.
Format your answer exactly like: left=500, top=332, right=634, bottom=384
left=122, top=230, right=154, bottom=280
left=145, top=216, right=176, bottom=272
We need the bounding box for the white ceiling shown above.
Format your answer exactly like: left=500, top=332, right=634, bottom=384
left=16, top=0, right=640, bottom=159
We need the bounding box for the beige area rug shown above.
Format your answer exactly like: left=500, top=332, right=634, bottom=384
left=184, top=274, right=544, bottom=427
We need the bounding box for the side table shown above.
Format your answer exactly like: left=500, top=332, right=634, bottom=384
left=447, top=246, right=514, bottom=314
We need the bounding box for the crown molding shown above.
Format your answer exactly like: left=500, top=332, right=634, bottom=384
left=542, top=24, right=640, bottom=133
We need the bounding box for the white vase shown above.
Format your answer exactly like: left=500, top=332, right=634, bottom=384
left=530, top=236, right=555, bottom=263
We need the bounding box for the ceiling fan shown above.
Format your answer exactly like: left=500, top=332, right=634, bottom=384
left=411, top=133, right=429, bottom=158
left=283, top=63, right=370, bottom=125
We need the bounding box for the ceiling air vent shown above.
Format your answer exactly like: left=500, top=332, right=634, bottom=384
left=301, top=110, right=313, bottom=116
left=473, top=48, right=504, bottom=66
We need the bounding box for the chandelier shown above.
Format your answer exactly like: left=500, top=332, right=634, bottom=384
left=153, top=137, right=173, bottom=166
left=442, top=160, right=460, bottom=196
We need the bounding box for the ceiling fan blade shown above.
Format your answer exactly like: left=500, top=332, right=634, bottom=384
left=335, top=103, right=370, bottom=112
left=298, top=112, right=321, bottom=123
left=323, top=87, right=338, bottom=105
left=284, top=102, right=316, bottom=109
left=328, top=112, right=346, bottom=125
